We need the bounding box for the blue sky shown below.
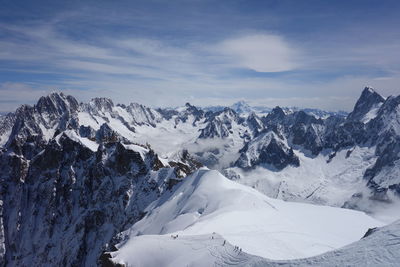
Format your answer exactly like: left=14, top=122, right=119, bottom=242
left=0, top=0, right=399, bottom=112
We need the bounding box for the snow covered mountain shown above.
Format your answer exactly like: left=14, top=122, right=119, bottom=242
left=204, top=101, right=347, bottom=118
left=234, top=130, right=300, bottom=170
left=109, top=169, right=382, bottom=266
left=0, top=133, right=202, bottom=265
left=0, top=86, right=399, bottom=266
left=0, top=88, right=398, bottom=209
left=0, top=93, right=203, bottom=266
left=222, top=87, right=400, bottom=219
left=347, top=86, right=385, bottom=123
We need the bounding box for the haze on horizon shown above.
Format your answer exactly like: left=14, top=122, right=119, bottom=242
left=1, top=0, right=400, bottom=113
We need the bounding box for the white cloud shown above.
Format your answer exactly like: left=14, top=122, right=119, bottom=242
left=215, top=34, right=300, bottom=72
left=0, top=19, right=399, bottom=113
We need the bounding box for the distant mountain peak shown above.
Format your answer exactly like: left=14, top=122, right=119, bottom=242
left=36, top=91, right=79, bottom=115
left=232, top=100, right=248, bottom=106
left=37, top=91, right=67, bottom=104
left=270, top=106, right=286, bottom=117
left=347, top=87, right=385, bottom=122
left=364, top=86, right=375, bottom=93
left=230, top=100, right=253, bottom=114
left=88, top=97, right=114, bottom=112
left=361, top=86, right=382, bottom=98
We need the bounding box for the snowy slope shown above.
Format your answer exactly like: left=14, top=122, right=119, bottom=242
left=361, top=103, right=382, bottom=123
left=250, top=219, right=400, bottom=266
left=110, top=233, right=254, bottom=267
left=112, top=218, right=400, bottom=267
left=133, top=115, right=204, bottom=158
left=226, top=146, right=377, bottom=207
left=111, top=169, right=383, bottom=265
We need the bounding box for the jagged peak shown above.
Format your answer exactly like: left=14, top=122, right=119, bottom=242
left=360, top=86, right=384, bottom=100
left=184, top=102, right=199, bottom=110
left=272, top=106, right=284, bottom=112
left=126, top=102, right=152, bottom=113
left=174, top=103, right=204, bottom=121
left=247, top=111, right=259, bottom=119
left=128, top=102, right=145, bottom=108
left=347, top=87, right=385, bottom=122
left=37, top=91, right=66, bottom=103
left=35, top=91, right=79, bottom=115
left=364, top=86, right=375, bottom=93
left=90, top=97, right=114, bottom=106
left=89, top=97, right=114, bottom=112
left=246, top=112, right=264, bottom=132
left=49, top=90, right=65, bottom=97
left=269, top=106, right=285, bottom=117
left=214, top=107, right=237, bottom=118
left=38, top=91, right=78, bottom=104
left=173, top=102, right=201, bottom=114
left=183, top=102, right=203, bottom=113
left=205, top=107, right=238, bottom=124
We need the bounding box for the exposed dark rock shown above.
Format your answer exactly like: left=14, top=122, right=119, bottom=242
left=235, top=131, right=299, bottom=170
left=96, top=123, right=123, bottom=143
left=0, top=133, right=191, bottom=266
left=347, top=87, right=384, bottom=122
left=362, top=227, right=378, bottom=238
left=79, top=125, right=96, bottom=140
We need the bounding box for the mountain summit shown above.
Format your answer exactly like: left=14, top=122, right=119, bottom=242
left=347, top=86, right=385, bottom=122
left=230, top=100, right=253, bottom=114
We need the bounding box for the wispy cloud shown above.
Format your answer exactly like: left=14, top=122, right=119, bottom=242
left=0, top=1, right=399, bottom=112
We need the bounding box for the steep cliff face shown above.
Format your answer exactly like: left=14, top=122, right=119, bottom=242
left=235, top=131, right=299, bottom=170
left=346, top=87, right=385, bottom=122
left=0, top=93, right=200, bottom=266
left=0, top=132, right=193, bottom=266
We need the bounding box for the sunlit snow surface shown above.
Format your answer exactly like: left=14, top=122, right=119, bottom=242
left=227, top=146, right=377, bottom=206
left=111, top=169, right=383, bottom=266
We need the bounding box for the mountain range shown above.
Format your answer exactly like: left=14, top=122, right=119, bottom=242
left=204, top=100, right=348, bottom=119
left=0, top=86, right=399, bottom=266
